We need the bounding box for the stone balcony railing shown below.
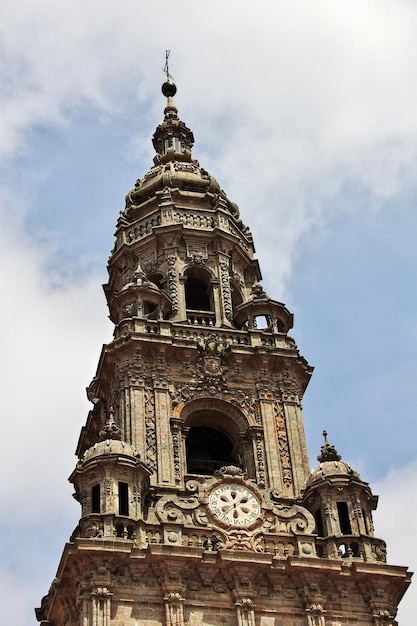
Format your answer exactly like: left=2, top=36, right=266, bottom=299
left=186, top=310, right=216, bottom=327
left=315, top=535, right=387, bottom=563
left=115, top=317, right=297, bottom=353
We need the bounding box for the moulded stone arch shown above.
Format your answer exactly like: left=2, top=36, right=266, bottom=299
left=179, top=396, right=249, bottom=436
left=183, top=263, right=215, bottom=281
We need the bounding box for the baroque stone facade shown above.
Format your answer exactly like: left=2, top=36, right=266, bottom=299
left=36, top=75, right=411, bottom=626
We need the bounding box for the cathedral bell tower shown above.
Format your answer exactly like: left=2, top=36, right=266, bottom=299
left=36, top=72, right=411, bottom=626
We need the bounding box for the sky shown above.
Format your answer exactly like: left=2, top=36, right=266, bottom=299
left=0, top=0, right=416, bottom=623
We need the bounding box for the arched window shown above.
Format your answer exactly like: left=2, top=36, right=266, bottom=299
left=118, top=482, right=129, bottom=516
left=91, top=484, right=101, bottom=514
left=186, top=426, right=238, bottom=474
left=314, top=509, right=325, bottom=537
left=184, top=268, right=213, bottom=312
left=231, top=281, right=243, bottom=311
left=148, top=273, right=164, bottom=290
left=185, top=278, right=211, bottom=311
left=337, top=501, right=352, bottom=535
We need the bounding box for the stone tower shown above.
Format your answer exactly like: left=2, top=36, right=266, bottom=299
left=36, top=76, right=411, bottom=626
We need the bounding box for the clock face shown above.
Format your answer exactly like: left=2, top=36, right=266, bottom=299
left=209, top=483, right=261, bottom=528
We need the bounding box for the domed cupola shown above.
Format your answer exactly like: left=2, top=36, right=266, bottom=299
left=70, top=409, right=151, bottom=540
left=301, top=431, right=387, bottom=563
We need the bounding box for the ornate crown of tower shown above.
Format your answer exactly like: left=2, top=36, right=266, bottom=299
left=37, top=64, right=411, bottom=626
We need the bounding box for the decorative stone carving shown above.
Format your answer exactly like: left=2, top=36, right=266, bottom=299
left=248, top=427, right=266, bottom=486
left=170, top=419, right=183, bottom=484
left=266, top=496, right=316, bottom=535
left=186, top=244, right=208, bottom=263
left=80, top=519, right=104, bottom=538
left=274, top=401, right=293, bottom=488
left=235, top=597, right=256, bottom=626
left=305, top=603, right=326, bottom=626
left=167, top=254, right=179, bottom=312
left=90, top=587, right=113, bottom=626
left=155, top=493, right=203, bottom=527
left=144, top=384, right=157, bottom=470
left=372, top=541, right=387, bottom=563
left=220, top=261, right=233, bottom=320
left=99, top=407, right=122, bottom=441
left=164, top=592, right=185, bottom=626
left=372, top=609, right=395, bottom=625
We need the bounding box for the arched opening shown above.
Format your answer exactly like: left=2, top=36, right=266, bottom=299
left=337, top=501, right=352, bottom=535
left=314, top=509, right=325, bottom=537
left=253, top=315, right=269, bottom=330
left=148, top=273, right=164, bottom=290
left=185, top=278, right=211, bottom=311
left=186, top=426, right=238, bottom=474
left=91, top=484, right=101, bottom=514
left=143, top=301, right=158, bottom=318
left=231, top=281, right=244, bottom=311
left=118, top=482, right=129, bottom=516
left=184, top=268, right=213, bottom=312
left=180, top=400, right=252, bottom=478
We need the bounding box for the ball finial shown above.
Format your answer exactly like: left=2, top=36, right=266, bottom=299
left=162, top=80, right=177, bottom=98
left=162, top=50, right=177, bottom=99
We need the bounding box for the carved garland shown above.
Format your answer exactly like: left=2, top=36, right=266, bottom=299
left=254, top=430, right=266, bottom=486
left=220, top=261, right=233, bottom=320
left=170, top=420, right=182, bottom=484
left=144, top=385, right=157, bottom=470
left=167, top=255, right=179, bottom=312
left=274, top=400, right=293, bottom=489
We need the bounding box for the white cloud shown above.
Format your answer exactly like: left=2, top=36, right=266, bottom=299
left=0, top=189, right=111, bottom=524
left=374, top=461, right=417, bottom=626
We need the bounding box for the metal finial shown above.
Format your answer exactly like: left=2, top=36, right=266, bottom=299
left=163, top=50, right=171, bottom=81
left=161, top=50, right=177, bottom=99
left=163, top=50, right=175, bottom=83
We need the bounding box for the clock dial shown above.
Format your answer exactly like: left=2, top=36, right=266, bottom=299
left=209, top=483, right=261, bottom=527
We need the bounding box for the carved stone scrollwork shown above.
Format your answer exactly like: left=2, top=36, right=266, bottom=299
left=266, top=496, right=316, bottom=535
left=80, top=519, right=104, bottom=539
left=155, top=494, right=205, bottom=527
left=372, top=541, right=387, bottom=563
left=170, top=384, right=196, bottom=408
